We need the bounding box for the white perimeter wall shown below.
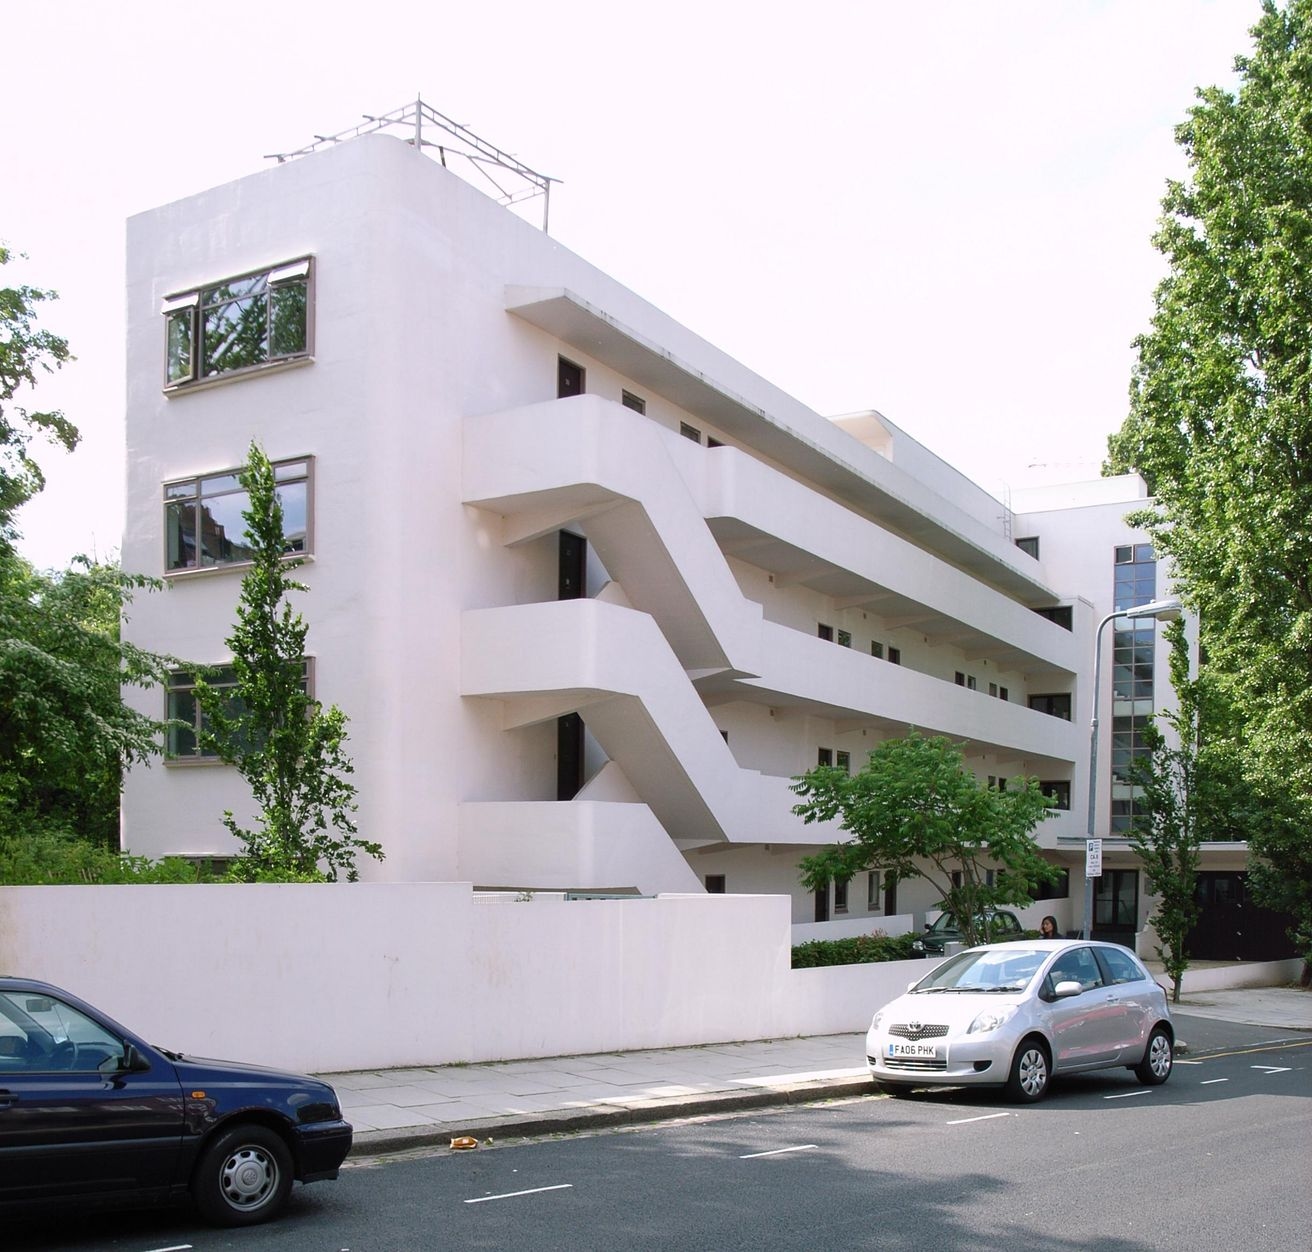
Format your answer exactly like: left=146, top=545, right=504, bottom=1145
left=0, top=885, right=934, bottom=1073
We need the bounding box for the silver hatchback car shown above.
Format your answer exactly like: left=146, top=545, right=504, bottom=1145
left=867, top=940, right=1174, bottom=1102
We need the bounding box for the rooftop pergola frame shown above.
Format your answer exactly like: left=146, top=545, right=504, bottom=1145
left=266, top=97, right=558, bottom=232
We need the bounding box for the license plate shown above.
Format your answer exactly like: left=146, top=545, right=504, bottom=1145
left=887, top=1041, right=938, bottom=1059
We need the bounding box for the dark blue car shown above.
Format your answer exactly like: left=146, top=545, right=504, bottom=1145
left=0, top=977, right=352, bottom=1226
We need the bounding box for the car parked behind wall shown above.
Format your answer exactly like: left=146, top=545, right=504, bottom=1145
left=910, top=908, right=1025, bottom=955
left=0, top=977, right=351, bottom=1227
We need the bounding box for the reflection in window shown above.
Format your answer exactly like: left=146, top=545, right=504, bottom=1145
left=166, top=662, right=310, bottom=760
left=163, top=258, right=313, bottom=387
left=165, top=457, right=311, bottom=572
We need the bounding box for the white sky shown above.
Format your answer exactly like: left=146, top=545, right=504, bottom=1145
left=1, top=0, right=1258, bottom=571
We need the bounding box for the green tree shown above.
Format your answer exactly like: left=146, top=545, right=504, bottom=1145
left=792, top=731, right=1056, bottom=947
left=196, top=443, right=382, bottom=881
left=1105, top=0, right=1312, bottom=966
left=0, top=244, right=77, bottom=549
left=0, top=556, right=173, bottom=850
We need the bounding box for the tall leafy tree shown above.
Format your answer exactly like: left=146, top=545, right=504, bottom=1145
left=1106, top=0, right=1312, bottom=964
left=792, top=731, right=1056, bottom=947
left=0, top=244, right=77, bottom=549
left=196, top=443, right=382, bottom=881
left=0, top=557, right=172, bottom=850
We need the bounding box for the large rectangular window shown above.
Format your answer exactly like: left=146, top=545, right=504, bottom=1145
left=1029, top=692, right=1072, bottom=720
left=1111, top=544, right=1159, bottom=832
left=164, top=457, right=311, bottom=573
left=166, top=662, right=310, bottom=760
left=163, top=258, right=313, bottom=387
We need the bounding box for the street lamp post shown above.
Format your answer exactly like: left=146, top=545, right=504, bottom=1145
left=1083, top=596, right=1182, bottom=940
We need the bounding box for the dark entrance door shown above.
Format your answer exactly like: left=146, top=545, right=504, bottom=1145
left=1093, top=869, right=1139, bottom=949
left=556, top=532, right=587, bottom=801
left=814, top=886, right=829, bottom=923
left=1187, top=872, right=1297, bottom=961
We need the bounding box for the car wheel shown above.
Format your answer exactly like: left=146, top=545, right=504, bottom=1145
left=1134, top=1028, right=1173, bottom=1086
left=192, top=1123, right=293, bottom=1227
left=1005, top=1038, right=1051, bottom=1103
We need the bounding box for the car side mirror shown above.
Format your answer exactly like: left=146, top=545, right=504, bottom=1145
left=120, top=1043, right=151, bottom=1073
left=923, top=923, right=932, bottom=932
left=1053, top=980, right=1082, bottom=999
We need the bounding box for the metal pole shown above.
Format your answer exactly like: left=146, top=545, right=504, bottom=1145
left=1083, top=611, right=1114, bottom=939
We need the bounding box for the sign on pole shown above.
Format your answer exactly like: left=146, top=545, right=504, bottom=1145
left=1085, top=838, right=1103, bottom=879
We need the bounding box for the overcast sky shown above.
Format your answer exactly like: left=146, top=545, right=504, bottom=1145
left=1, top=0, right=1259, bottom=570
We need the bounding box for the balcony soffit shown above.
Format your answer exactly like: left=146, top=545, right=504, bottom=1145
left=505, top=286, right=1060, bottom=604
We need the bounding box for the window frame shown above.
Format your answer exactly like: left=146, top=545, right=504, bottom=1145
left=162, top=455, right=313, bottom=577
left=162, top=256, right=315, bottom=391
left=165, top=659, right=313, bottom=764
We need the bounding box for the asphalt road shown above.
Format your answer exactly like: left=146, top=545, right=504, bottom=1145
left=13, top=1020, right=1310, bottom=1252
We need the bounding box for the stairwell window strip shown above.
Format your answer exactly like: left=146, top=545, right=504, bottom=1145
left=163, top=256, right=314, bottom=388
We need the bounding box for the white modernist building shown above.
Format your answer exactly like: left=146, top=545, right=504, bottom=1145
left=121, top=131, right=1197, bottom=944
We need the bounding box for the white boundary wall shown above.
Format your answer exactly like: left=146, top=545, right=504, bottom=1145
left=0, top=885, right=933, bottom=1072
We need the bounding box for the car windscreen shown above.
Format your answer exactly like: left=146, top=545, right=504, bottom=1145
left=912, top=947, right=1047, bottom=993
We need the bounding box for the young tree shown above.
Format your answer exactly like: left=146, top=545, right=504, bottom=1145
left=0, top=556, right=173, bottom=850
left=0, top=244, right=77, bottom=549
left=1105, top=1, right=1312, bottom=964
left=792, top=731, right=1056, bottom=947
left=196, top=443, right=382, bottom=881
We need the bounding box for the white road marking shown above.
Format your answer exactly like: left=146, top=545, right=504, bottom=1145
left=1200, top=1078, right=1228, bottom=1085
left=1251, top=1065, right=1292, bottom=1074
left=740, top=1144, right=818, bottom=1158
left=945, top=1112, right=1012, bottom=1125
left=1174, top=1059, right=1204, bottom=1065
left=465, top=1183, right=574, bottom=1205
left=142, top=1246, right=193, bottom=1252
left=1104, top=1089, right=1152, bottom=1100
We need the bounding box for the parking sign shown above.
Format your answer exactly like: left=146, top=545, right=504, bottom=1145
left=1085, top=838, right=1103, bottom=878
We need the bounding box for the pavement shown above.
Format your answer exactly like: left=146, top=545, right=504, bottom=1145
left=324, top=981, right=1311, bottom=1157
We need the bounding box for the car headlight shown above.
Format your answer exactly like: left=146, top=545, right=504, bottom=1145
left=968, top=1006, right=1018, bottom=1035
left=911, top=939, right=925, bottom=952
left=870, top=1010, right=885, bottom=1031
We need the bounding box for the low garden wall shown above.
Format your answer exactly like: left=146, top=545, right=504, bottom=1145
left=0, top=883, right=932, bottom=1072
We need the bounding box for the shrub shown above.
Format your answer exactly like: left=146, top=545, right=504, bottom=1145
left=0, top=832, right=218, bottom=884
left=791, top=930, right=920, bottom=969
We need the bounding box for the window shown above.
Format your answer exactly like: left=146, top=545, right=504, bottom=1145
left=706, top=436, right=724, bottom=448
left=621, top=390, right=646, bottom=414
left=998, top=686, right=1009, bottom=701
left=887, top=646, right=901, bottom=665
left=1033, top=869, right=1070, bottom=901
left=1015, top=536, right=1040, bottom=559
left=0, top=990, right=128, bottom=1074
left=1112, top=544, right=1160, bottom=831
left=817, top=623, right=834, bottom=642
left=967, top=675, right=977, bottom=691
left=834, top=877, right=850, bottom=914
left=870, top=641, right=884, bottom=660
left=955, top=671, right=966, bottom=686
left=1029, top=692, right=1072, bottom=720
left=1033, top=605, right=1073, bottom=631
left=1096, top=945, right=1146, bottom=985
left=166, top=662, right=310, bottom=760
left=817, top=747, right=833, bottom=767
left=558, top=357, right=585, bottom=397
left=836, top=629, right=852, bottom=648
left=164, top=457, right=311, bottom=573
left=836, top=750, right=851, bottom=773
left=866, top=870, right=881, bottom=911
left=1040, top=780, right=1071, bottom=810
left=989, top=682, right=997, bottom=698
left=680, top=422, right=702, bottom=443
left=704, top=874, right=726, bottom=894
left=163, top=257, right=312, bottom=387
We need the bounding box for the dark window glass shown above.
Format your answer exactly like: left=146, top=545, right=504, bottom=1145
left=870, top=641, right=884, bottom=660
left=704, top=874, right=726, bottom=894
left=887, top=647, right=901, bottom=665
left=557, top=357, right=584, bottom=398
left=1015, top=536, right=1039, bottom=559
left=621, top=390, right=646, bottom=414
left=1040, top=780, right=1071, bottom=810
left=680, top=422, right=702, bottom=443
left=1029, top=692, right=1072, bottom=720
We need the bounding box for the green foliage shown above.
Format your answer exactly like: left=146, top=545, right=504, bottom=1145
left=196, top=443, right=382, bottom=882
left=0, top=831, right=217, bottom=884
left=791, top=930, right=919, bottom=969
left=0, top=244, right=76, bottom=549
left=0, top=556, right=173, bottom=850
left=1105, top=1, right=1312, bottom=960
left=792, top=731, right=1057, bottom=947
